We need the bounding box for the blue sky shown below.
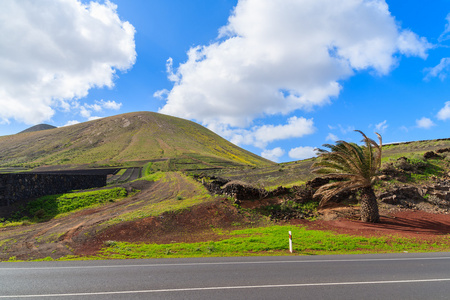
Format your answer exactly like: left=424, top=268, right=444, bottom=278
left=1, top=0, right=450, bottom=162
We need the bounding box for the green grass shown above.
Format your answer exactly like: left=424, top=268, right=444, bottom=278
left=0, top=238, right=17, bottom=251
left=59, top=225, right=450, bottom=260
left=116, top=169, right=127, bottom=176
left=25, top=188, right=129, bottom=221
left=142, top=162, right=153, bottom=176
left=138, top=171, right=165, bottom=182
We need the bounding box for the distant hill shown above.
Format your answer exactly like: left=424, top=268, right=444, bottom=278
left=18, top=124, right=57, bottom=134
left=0, top=112, right=273, bottom=169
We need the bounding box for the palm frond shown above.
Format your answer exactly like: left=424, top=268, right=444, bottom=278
left=311, top=130, right=382, bottom=207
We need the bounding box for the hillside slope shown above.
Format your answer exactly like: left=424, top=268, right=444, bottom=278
left=208, top=137, right=450, bottom=188
left=0, top=112, right=273, bottom=169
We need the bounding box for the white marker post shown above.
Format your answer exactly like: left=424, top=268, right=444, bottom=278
left=288, top=231, right=293, bottom=253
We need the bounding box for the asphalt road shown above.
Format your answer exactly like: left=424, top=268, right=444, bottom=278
left=1, top=253, right=450, bottom=299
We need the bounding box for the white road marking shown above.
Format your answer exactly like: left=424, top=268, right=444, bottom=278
left=1, top=278, right=450, bottom=298
left=1, top=256, right=450, bottom=271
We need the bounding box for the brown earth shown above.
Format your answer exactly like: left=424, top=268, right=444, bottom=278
left=1, top=175, right=449, bottom=261
left=292, top=207, right=450, bottom=242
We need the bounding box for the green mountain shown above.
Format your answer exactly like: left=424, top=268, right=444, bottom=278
left=0, top=112, right=273, bottom=169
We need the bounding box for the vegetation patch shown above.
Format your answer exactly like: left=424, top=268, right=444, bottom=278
left=90, top=225, right=450, bottom=259
left=256, top=200, right=319, bottom=221
left=21, top=188, right=130, bottom=222
left=138, top=171, right=165, bottom=182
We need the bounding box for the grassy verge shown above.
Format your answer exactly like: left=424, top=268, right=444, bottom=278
left=55, top=225, right=450, bottom=261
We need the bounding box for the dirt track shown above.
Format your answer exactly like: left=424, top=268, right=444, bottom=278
left=0, top=173, right=202, bottom=261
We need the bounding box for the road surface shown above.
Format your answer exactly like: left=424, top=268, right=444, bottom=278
left=1, top=253, right=450, bottom=299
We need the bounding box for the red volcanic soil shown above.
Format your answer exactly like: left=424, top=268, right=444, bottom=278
left=292, top=208, right=450, bottom=241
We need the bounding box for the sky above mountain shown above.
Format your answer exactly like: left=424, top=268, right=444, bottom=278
left=1, top=0, right=449, bottom=162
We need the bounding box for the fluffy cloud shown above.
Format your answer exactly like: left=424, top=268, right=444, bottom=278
left=261, top=147, right=285, bottom=162
left=101, top=100, right=122, bottom=110
left=326, top=133, right=339, bottom=142
left=79, top=100, right=122, bottom=120
left=63, top=120, right=80, bottom=127
left=416, top=117, right=435, bottom=129
left=425, top=58, right=450, bottom=81
left=337, top=124, right=355, bottom=134
left=0, top=0, right=135, bottom=124
left=438, top=13, right=450, bottom=42
left=288, top=146, right=317, bottom=160
left=158, top=0, right=430, bottom=129
left=213, top=116, right=315, bottom=149
left=437, top=101, right=450, bottom=120
left=375, top=120, right=388, bottom=132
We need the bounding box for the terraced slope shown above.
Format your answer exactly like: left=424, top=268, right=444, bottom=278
left=0, top=112, right=273, bottom=169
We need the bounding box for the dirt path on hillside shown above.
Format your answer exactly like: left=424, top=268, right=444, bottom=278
left=0, top=173, right=200, bottom=261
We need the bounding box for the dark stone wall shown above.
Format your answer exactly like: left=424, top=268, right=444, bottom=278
left=0, top=174, right=107, bottom=206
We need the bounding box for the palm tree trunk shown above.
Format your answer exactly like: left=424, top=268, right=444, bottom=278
left=360, top=187, right=380, bottom=223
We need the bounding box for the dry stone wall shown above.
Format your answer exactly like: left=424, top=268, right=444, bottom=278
left=0, top=173, right=107, bottom=206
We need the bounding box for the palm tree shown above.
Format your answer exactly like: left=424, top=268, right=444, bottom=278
left=311, top=130, right=382, bottom=223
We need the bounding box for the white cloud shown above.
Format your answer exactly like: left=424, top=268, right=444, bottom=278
left=79, top=100, right=122, bottom=119
left=326, top=133, right=339, bottom=142
left=80, top=106, right=92, bottom=119
left=438, top=13, right=450, bottom=42
left=88, top=116, right=103, bottom=121
left=416, top=117, right=435, bottom=129
left=261, top=147, right=285, bottom=162
left=100, top=100, right=122, bottom=110
left=375, top=120, right=388, bottom=132
left=153, top=89, right=169, bottom=100
left=213, top=116, right=315, bottom=149
left=158, top=0, right=430, bottom=129
left=288, top=146, right=317, bottom=160
left=397, top=30, right=431, bottom=59
left=63, top=120, right=80, bottom=127
left=0, top=0, right=136, bottom=125
left=338, top=124, right=355, bottom=134
left=437, top=101, right=450, bottom=120
left=425, top=58, right=450, bottom=81
left=86, top=104, right=103, bottom=112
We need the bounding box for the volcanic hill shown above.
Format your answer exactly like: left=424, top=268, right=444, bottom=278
left=0, top=112, right=273, bottom=169
left=18, top=124, right=57, bottom=134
